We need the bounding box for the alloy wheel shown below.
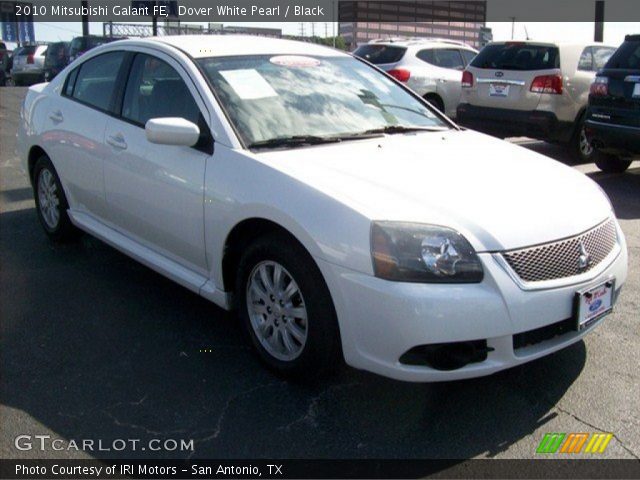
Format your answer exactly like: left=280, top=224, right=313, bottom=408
left=37, top=168, right=60, bottom=229
left=246, top=260, right=308, bottom=361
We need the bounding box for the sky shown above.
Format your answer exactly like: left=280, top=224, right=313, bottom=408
left=7, top=21, right=640, bottom=49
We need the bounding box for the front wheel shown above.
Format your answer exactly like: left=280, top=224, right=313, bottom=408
left=236, top=233, right=342, bottom=378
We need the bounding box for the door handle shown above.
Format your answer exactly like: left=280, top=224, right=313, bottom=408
left=49, top=110, right=63, bottom=122
left=106, top=134, right=127, bottom=150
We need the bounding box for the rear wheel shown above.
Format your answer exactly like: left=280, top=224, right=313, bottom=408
left=236, top=233, right=342, bottom=378
left=33, top=156, right=79, bottom=242
left=572, top=116, right=595, bottom=163
left=424, top=94, right=444, bottom=114
left=594, top=153, right=632, bottom=173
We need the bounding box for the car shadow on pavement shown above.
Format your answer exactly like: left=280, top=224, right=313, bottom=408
left=587, top=167, right=640, bottom=220
left=1, top=207, right=586, bottom=462
left=518, top=140, right=640, bottom=220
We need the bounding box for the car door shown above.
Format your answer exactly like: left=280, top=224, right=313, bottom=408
left=103, top=51, right=211, bottom=274
left=434, top=48, right=464, bottom=116
left=40, top=50, right=127, bottom=220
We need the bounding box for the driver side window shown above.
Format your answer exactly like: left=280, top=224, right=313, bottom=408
left=121, top=53, right=202, bottom=127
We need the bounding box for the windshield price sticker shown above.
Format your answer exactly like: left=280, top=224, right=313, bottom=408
left=219, top=69, right=278, bottom=100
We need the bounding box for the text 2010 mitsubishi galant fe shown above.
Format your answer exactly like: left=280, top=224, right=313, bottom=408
left=18, top=36, right=628, bottom=381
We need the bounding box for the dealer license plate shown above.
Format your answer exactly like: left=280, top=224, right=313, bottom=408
left=574, top=279, right=614, bottom=331
left=489, top=83, right=510, bottom=97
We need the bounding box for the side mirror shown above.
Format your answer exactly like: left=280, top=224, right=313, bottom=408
left=145, top=117, right=200, bottom=147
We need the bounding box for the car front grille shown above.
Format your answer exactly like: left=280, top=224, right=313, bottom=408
left=501, top=219, right=617, bottom=283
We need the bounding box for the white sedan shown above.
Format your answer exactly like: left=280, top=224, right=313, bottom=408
left=17, top=35, right=628, bottom=382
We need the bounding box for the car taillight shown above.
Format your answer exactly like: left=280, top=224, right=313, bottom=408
left=590, top=76, right=609, bottom=96
left=387, top=68, right=411, bottom=82
left=530, top=74, right=563, bottom=94
left=27, top=54, right=34, bottom=64
left=461, top=70, right=474, bottom=88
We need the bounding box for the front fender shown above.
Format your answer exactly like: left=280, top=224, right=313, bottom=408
left=203, top=145, right=373, bottom=291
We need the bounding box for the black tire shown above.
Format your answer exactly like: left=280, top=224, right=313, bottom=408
left=424, top=94, right=444, bottom=114
left=594, top=153, right=632, bottom=173
left=32, top=156, right=80, bottom=242
left=236, top=232, right=342, bottom=378
left=571, top=115, right=595, bottom=163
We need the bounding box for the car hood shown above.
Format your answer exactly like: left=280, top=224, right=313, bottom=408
left=254, top=130, right=613, bottom=251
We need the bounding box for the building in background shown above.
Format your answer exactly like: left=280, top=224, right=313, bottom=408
left=338, top=1, right=486, bottom=49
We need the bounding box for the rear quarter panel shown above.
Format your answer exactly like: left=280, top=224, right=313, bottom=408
left=18, top=83, right=51, bottom=180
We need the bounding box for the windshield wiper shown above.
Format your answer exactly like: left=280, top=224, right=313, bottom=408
left=362, top=125, right=450, bottom=135
left=248, top=135, right=343, bottom=150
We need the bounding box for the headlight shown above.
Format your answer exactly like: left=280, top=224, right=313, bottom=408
left=371, top=222, right=483, bottom=283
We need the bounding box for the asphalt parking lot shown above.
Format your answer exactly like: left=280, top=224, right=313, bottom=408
left=1, top=86, right=639, bottom=461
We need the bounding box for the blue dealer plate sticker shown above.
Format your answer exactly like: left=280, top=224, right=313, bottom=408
left=575, top=279, right=614, bottom=330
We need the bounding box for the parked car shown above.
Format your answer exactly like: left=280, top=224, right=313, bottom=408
left=43, top=41, right=70, bottom=82
left=353, top=38, right=478, bottom=118
left=11, top=45, right=48, bottom=86
left=586, top=34, right=640, bottom=173
left=18, top=36, right=627, bottom=382
left=457, top=41, right=616, bottom=162
left=0, top=42, right=12, bottom=86
left=68, top=36, right=117, bottom=62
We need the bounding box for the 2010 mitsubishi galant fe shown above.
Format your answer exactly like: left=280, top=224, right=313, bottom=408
left=17, top=36, right=628, bottom=382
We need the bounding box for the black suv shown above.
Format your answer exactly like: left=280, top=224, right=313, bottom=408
left=43, top=41, right=69, bottom=81
left=586, top=34, right=640, bottom=173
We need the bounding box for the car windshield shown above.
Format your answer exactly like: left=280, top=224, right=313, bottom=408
left=471, top=43, right=560, bottom=71
left=197, top=54, right=449, bottom=148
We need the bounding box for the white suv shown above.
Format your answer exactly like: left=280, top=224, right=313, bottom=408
left=457, top=41, right=616, bottom=161
left=354, top=38, right=478, bottom=118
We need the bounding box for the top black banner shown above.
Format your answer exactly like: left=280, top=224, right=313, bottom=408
left=0, top=0, right=639, bottom=22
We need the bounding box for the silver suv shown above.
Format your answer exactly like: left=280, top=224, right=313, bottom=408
left=11, top=44, right=48, bottom=86
left=457, top=41, right=616, bottom=161
left=353, top=38, right=478, bottom=118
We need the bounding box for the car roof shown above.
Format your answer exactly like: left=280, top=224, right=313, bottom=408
left=365, top=38, right=477, bottom=50
left=118, top=35, right=350, bottom=59
left=485, top=40, right=615, bottom=49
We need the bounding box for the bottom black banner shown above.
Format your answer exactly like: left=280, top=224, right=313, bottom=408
left=1, top=459, right=640, bottom=479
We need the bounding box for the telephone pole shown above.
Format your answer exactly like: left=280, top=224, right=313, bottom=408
left=81, top=0, right=89, bottom=36
left=594, top=0, right=604, bottom=42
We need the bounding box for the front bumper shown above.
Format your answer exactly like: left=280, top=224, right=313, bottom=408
left=317, top=223, right=628, bottom=382
left=456, top=104, right=574, bottom=142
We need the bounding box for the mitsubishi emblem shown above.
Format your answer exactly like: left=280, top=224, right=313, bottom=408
left=578, top=242, right=591, bottom=271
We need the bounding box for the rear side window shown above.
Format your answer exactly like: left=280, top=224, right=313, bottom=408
left=417, top=48, right=465, bottom=70
left=68, top=51, right=126, bottom=112
left=605, top=40, right=640, bottom=69
left=353, top=45, right=407, bottom=65
left=15, top=46, right=36, bottom=56
left=64, top=68, right=79, bottom=96
left=471, top=43, right=560, bottom=71
left=579, top=46, right=615, bottom=71
left=578, top=47, right=594, bottom=71
left=461, top=50, right=477, bottom=65
left=593, top=47, right=615, bottom=69
left=121, top=53, right=201, bottom=126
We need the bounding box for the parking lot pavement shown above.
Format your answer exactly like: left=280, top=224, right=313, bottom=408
left=1, top=86, right=639, bottom=461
